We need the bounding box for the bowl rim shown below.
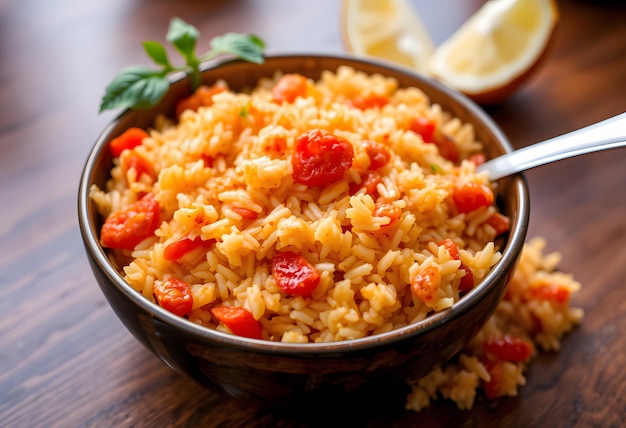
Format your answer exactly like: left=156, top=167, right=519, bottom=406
left=78, top=53, right=530, bottom=354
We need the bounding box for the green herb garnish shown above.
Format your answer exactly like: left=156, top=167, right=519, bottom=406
left=99, top=17, right=265, bottom=113
left=239, top=100, right=251, bottom=118
left=430, top=164, right=442, bottom=173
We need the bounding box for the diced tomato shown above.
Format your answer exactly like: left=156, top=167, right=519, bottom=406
left=196, top=84, right=227, bottom=105
left=373, top=202, right=402, bottom=228
left=110, top=127, right=149, bottom=158
left=482, top=360, right=507, bottom=399
left=486, top=212, right=511, bottom=236
left=291, top=129, right=354, bottom=186
left=433, top=133, right=460, bottom=163
left=231, top=206, right=259, bottom=220
left=438, top=238, right=460, bottom=260
left=409, top=117, right=459, bottom=163
left=210, top=306, right=263, bottom=340
left=262, top=136, right=287, bottom=154
left=176, top=84, right=227, bottom=118
left=120, top=150, right=156, bottom=182
left=409, top=117, right=436, bottom=143
left=350, top=171, right=381, bottom=197
left=271, top=251, right=321, bottom=297
left=272, top=73, right=308, bottom=104
left=458, top=263, right=475, bottom=293
left=530, top=282, right=570, bottom=304
left=100, top=193, right=160, bottom=250
left=411, top=266, right=441, bottom=304
left=469, top=153, right=487, bottom=166
left=163, top=236, right=213, bottom=261
left=200, top=154, right=214, bottom=168
left=365, top=140, right=392, bottom=170
left=452, top=182, right=494, bottom=214
left=153, top=277, right=193, bottom=317
left=349, top=94, right=389, bottom=110
left=484, top=334, right=534, bottom=363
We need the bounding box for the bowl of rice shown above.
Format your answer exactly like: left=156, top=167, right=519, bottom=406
left=78, top=54, right=531, bottom=407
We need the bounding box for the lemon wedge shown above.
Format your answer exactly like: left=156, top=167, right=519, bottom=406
left=342, top=0, right=559, bottom=105
left=342, top=0, right=435, bottom=74
left=429, top=0, right=559, bottom=104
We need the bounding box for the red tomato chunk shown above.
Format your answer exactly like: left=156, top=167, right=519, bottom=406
left=349, top=94, right=389, bottom=110
left=411, top=266, right=441, bottom=304
left=272, top=73, right=308, bottom=104
left=291, top=129, right=354, bottom=186
left=100, top=193, right=160, bottom=250
left=210, top=306, right=263, bottom=340
left=175, top=84, right=227, bottom=119
left=109, top=127, right=149, bottom=158
left=530, top=282, right=570, bottom=304
left=409, top=117, right=459, bottom=163
left=484, top=334, right=534, bottom=363
left=271, top=251, right=321, bottom=297
left=163, top=236, right=213, bottom=261
left=364, top=140, right=392, bottom=170
left=120, top=150, right=156, bottom=183
left=482, top=360, right=508, bottom=399
left=452, top=182, right=494, bottom=214
left=153, top=277, right=193, bottom=317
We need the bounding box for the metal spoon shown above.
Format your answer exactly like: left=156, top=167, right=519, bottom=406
left=477, top=112, right=626, bottom=180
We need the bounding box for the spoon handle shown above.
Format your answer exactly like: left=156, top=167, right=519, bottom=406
left=478, top=112, right=626, bottom=180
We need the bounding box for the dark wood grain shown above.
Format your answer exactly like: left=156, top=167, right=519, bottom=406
left=1, top=0, right=625, bottom=427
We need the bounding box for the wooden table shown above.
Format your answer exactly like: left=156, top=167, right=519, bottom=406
left=2, top=0, right=625, bottom=426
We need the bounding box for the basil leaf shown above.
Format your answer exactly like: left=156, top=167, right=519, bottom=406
left=99, top=19, right=266, bottom=114
left=99, top=66, right=170, bottom=112
left=143, top=41, right=171, bottom=69
left=209, top=33, right=265, bottom=64
left=166, top=17, right=199, bottom=64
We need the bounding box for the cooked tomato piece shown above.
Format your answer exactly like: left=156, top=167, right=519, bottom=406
left=373, top=202, right=402, bottom=227
left=231, top=206, right=259, bottom=219
left=486, top=212, right=511, bottom=236
left=482, top=360, right=507, bottom=399
left=365, top=140, right=392, bottom=170
left=530, top=282, right=570, bottom=304
left=120, top=150, right=156, bottom=182
left=438, top=238, right=460, bottom=260
left=409, top=117, right=459, bottom=162
left=176, top=84, right=227, bottom=118
left=437, top=239, right=474, bottom=293
left=452, top=182, right=494, bottom=214
left=210, top=306, right=263, bottom=340
left=411, top=266, right=441, bottom=304
left=434, top=133, right=460, bottom=163
left=291, top=129, right=354, bottom=186
left=469, top=153, right=487, bottom=166
left=153, top=277, right=193, bottom=317
left=271, top=251, right=321, bottom=297
left=458, top=263, right=475, bottom=293
left=409, top=117, right=436, bottom=143
left=272, top=73, right=308, bottom=104
left=100, top=193, right=160, bottom=250
left=349, top=94, right=389, bottom=110
left=350, top=171, right=381, bottom=197
left=163, top=236, right=213, bottom=261
left=110, top=127, right=149, bottom=158
left=484, top=334, right=534, bottom=363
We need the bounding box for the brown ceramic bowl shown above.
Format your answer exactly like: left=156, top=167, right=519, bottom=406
left=78, top=54, right=529, bottom=408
